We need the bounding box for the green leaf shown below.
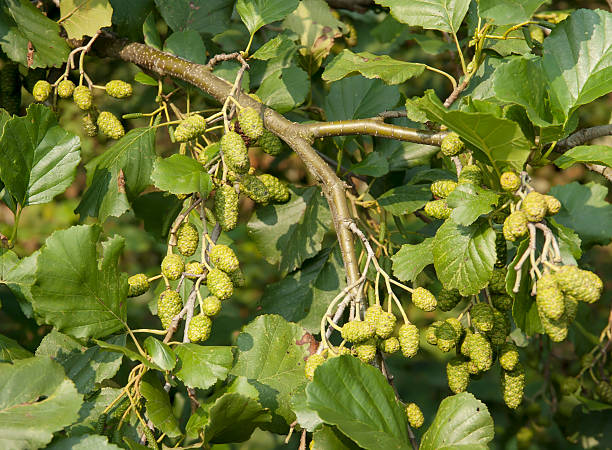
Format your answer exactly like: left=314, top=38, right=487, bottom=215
left=375, top=0, right=470, bottom=33
left=251, top=34, right=297, bottom=60
left=420, top=392, right=494, bottom=450
left=550, top=181, right=612, bottom=248
left=132, top=192, right=183, bottom=239
left=446, top=184, right=500, bottom=226
left=231, top=315, right=310, bottom=432
left=260, top=246, right=346, bottom=333
left=30, top=225, right=127, bottom=340
left=36, top=330, right=124, bottom=394
left=306, top=356, right=410, bottom=450
left=433, top=220, right=496, bottom=296
left=47, top=434, right=121, bottom=450
left=154, top=0, right=234, bottom=35
left=0, top=334, right=33, bottom=362
left=187, top=393, right=271, bottom=444
left=392, top=238, right=434, bottom=282
left=291, top=390, right=323, bottom=432
left=94, top=337, right=161, bottom=370
left=554, top=145, right=612, bottom=169
left=417, top=90, right=531, bottom=171
left=0, top=250, right=37, bottom=317
left=140, top=372, right=182, bottom=438
left=322, top=49, right=425, bottom=84
left=377, top=184, right=431, bottom=215
left=247, top=186, right=332, bottom=273
left=174, top=344, right=234, bottom=390
left=0, top=0, right=70, bottom=68
left=313, top=426, right=361, bottom=450
left=163, top=30, right=207, bottom=65
left=144, top=337, right=176, bottom=371
left=0, top=356, right=82, bottom=450
left=134, top=71, right=158, bottom=86
left=478, top=0, right=547, bottom=25
left=350, top=152, right=389, bottom=177
left=142, top=11, right=161, bottom=49
left=67, top=387, right=121, bottom=436
left=76, top=127, right=156, bottom=222
left=237, top=0, right=299, bottom=34
left=0, top=104, right=80, bottom=207
left=59, top=0, right=114, bottom=40
left=549, top=218, right=582, bottom=261
left=256, top=65, right=309, bottom=113
left=151, top=154, right=212, bottom=196
left=109, top=0, right=153, bottom=41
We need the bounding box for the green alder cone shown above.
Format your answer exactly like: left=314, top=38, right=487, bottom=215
left=158, top=289, right=183, bottom=329
left=430, top=179, right=457, bottom=199
left=127, top=273, right=149, bottom=297
left=341, top=320, right=375, bottom=343
left=471, top=303, right=495, bottom=333
left=97, top=111, right=125, bottom=139
left=424, top=199, right=452, bottom=220
left=161, top=254, right=184, bottom=280
left=73, top=85, right=93, bottom=110
left=57, top=79, right=75, bottom=98
left=176, top=222, right=199, bottom=257
left=82, top=114, right=98, bottom=137
left=469, top=333, right=492, bottom=372
left=174, top=114, right=206, bottom=142
left=33, top=80, right=52, bottom=102
left=412, top=286, right=437, bottom=311
left=106, top=80, right=133, bottom=98
left=495, top=232, right=507, bottom=267
left=521, top=191, right=547, bottom=222
left=536, top=274, right=565, bottom=320
left=500, top=171, right=521, bottom=192
left=364, top=304, right=382, bottom=327
left=206, top=268, right=234, bottom=300
left=554, top=265, right=603, bottom=304
left=503, top=210, right=528, bottom=241
left=426, top=321, right=442, bottom=346
left=398, top=323, right=419, bottom=357
left=516, top=426, right=534, bottom=450
left=209, top=244, right=240, bottom=273
left=437, top=288, right=462, bottom=312
left=434, top=321, right=457, bottom=352
left=221, top=131, right=250, bottom=174
left=544, top=194, right=561, bottom=215
left=375, top=310, right=396, bottom=339
left=240, top=173, right=270, bottom=203
left=560, top=377, right=580, bottom=395
left=596, top=382, right=612, bottom=404
left=214, top=184, right=239, bottom=231
left=354, top=339, right=377, bottom=363
left=488, top=267, right=507, bottom=294
left=237, top=107, right=263, bottom=140
left=488, top=309, right=510, bottom=346
left=446, top=358, right=469, bottom=393
left=258, top=174, right=290, bottom=204
left=305, top=353, right=325, bottom=380
left=202, top=295, right=222, bottom=317
left=445, top=317, right=464, bottom=338
left=440, top=132, right=465, bottom=156
left=491, top=293, right=513, bottom=312
left=229, top=267, right=246, bottom=287
left=188, top=314, right=212, bottom=343
left=539, top=311, right=568, bottom=342
left=184, top=261, right=204, bottom=279
left=406, top=403, right=424, bottom=428
left=502, top=363, right=525, bottom=409
left=380, top=336, right=400, bottom=354
left=460, top=330, right=472, bottom=357
left=499, top=342, right=519, bottom=371
left=257, top=130, right=283, bottom=155
left=458, top=165, right=483, bottom=185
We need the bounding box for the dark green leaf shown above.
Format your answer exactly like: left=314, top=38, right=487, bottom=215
left=36, top=330, right=124, bottom=394
left=554, top=145, right=612, bottom=169
left=478, top=0, right=547, bottom=25
left=550, top=182, right=612, bottom=248
left=433, top=220, right=496, bottom=296
left=47, top=434, right=122, bottom=450
left=30, top=225, right=127, bottom=340
left=378, top=184, right=431, bottom=215
left=260, top=246, right=345, bottom=332
left=0, top=250, right=37, bottom=317
left=0, top=356, right=82, bottom=449
left=140, top=372, right=182, bottom=438
left=154, top=0, right=234, bottom=35
left=236, top=0, right=299, bottom=34
left=247, top=186, right=332, bottom=273
left=0, top=334, right=33, bottom=362
left=0, top=104, right=80, bottom=207
left=306, top=356, right=410, bottom=450
left=110, top=0, right=153, bottom=41
left=94, top=338, right=161, bottom=370
left=164, top=30, right=207, bottom=65
left=59, top=0, right=113, bottom=40
left=151, top=154, right=213, bottom=196
left=251, top=34, right=297, bottom=60
left=142, top=11, right=161, bottom=49
left=322, top=49, right=425, bottom=84
left=446, top=184, right=500, bottom=226
left=231, top=315, right=310, bottom=432
left=174, top=344, right=234, bottom=390
left=350, top=152, right=389, bottom=177
left=256, top=65, right=309, bottom=113
left=392, top=238, right=434, bottom=282
left=375, top=0, right=470, bottom=33
left=508, top=239, right=543, bottom=335
left=420, top=392, right=494, bottom=450
left=313, top=426, right=361, bottom=450
left=132, top=192, right=183, bottom=239
left=144, top=337, right=176, bottom=371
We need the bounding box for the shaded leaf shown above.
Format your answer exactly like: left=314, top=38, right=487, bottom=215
left=350, top=151, right=389, bottom=177
left=378, top=184, right=431, bottom=215
left=0, top=334, right=33, bottom=362
left=508, top=239, right=543, bottom=335
left=140, top=372, right=182, bottom=438
left=94, top=338, right=161, bottom=370
left=0, top=250, right=37, bottom=317
left=251, top=34, right=297, bottom=60
left=153, top=0, right=234, bottom=36
left=59, top=0, right=114, bottom=40
left=163, top=30, right=207, bottom=65
left=237, top=0, right=299, bottom=34
left=174, top=344, right=234, bottom=390
left=132, top=192, right=183, bottom=239
left=313, top=425, right=361, bottom=450
left=110, top=0, right=153, bottom=41
left=392, top=238, right=435, bottom=282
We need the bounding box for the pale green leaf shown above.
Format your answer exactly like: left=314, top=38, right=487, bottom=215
left=174, top=344, right=234, bottom=390
left=378, top=184, right=431, bottom=215
left=446, top=184, right=500, bottom=226
left=420, top=392, right=494, bottom=450
left=433, top=220, right=496, bottom=296
left=251, top=34, right=297, bottom=60
left=375, top=0, right=470, bottom=33
left=0, top=334, right=32, bottom=363
left=47, top=434, right=121, bottom=450
left=391, top=238, right=435, bottom=282
left=150, top=154, right=213, bottom=196
left=59, top=0, right=114, bottom=40
left=306, top=356, right=410, bottom=450
left=554, top=145, right=612, bottom=169
left=237, top=0, right=299, bottom=34
left=256, top=65, right=309, bottom=113
left=140, top=372, right=182, bottom=438
left=0, top=250, right=37, bottom=317
left=478, top=0, right=547, bottom=25
left=144, top=337, right=176, bottom=371
left=313, top=426, right=361, bottom=450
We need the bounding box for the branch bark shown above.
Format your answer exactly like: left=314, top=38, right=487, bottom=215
left=90, top=35, right=363, bottom=301
left=556, top=124, right=612, bottom=151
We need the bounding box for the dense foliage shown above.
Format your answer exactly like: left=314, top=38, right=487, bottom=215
left=0, top=0, right=612, bottom=449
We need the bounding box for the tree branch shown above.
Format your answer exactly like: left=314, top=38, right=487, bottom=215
left=325, top=0, right=374, bottom=13
left=556, top=124, right=612, bottom=151
left=585, top=163, right=612, bottom=183
left=89, top=34, right=363, bottom=301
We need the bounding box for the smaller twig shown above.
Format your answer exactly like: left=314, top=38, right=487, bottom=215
left=443, top=76, right=470, bottom=108
left=556, top=124, right=612, bottom=151
left=451, top=156, right=462, bottom=177
left=378, top=110, right=407, bottom=119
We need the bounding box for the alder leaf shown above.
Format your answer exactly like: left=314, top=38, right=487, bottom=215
left=375, top=0, right=470, bottom=33
left=391, top=238, right=434, bottom=282
left=153, top=0, right=234, bottom=36
left=236, top=0, right=299, bottom=34
left=554, top=145, right=612, bottom=169
left=174, top=344, right=234, bottom=390
left=446, top=183, right=500, bottom=226
left=378, top=184, right=431, bottom=216
left=151, top=154, right=213, bottom=196
left=478, top=0, right=548, bottom=25
left=59, top=0, right=114, bottom=40
left=140, top=372, right=182, bottom=438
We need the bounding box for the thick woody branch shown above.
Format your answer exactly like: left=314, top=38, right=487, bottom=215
left=89, top=35, right=363, bottom=300
left=557, top=124, right=612, bottom=150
